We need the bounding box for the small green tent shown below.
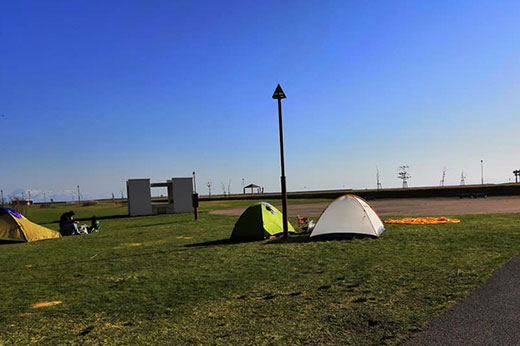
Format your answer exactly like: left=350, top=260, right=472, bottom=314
left=230, top=202, right=295, bottom=240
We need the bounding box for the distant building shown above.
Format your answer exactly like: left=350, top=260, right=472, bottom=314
left=11, top=199, right=33, bottom=207
left=126, top=177, right=194, bottom=216
left=243, top=183, right=263, bottom=194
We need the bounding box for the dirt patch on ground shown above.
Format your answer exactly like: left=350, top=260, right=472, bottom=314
left=31, top=301, right=62, bottom=309
left=210, top=196, right=520, bottom=217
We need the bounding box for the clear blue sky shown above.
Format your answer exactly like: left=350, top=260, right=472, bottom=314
left=1, top=0, right=520, bottom=201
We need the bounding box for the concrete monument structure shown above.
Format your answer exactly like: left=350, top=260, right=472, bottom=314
left=126, top=177, right=194, bottom=216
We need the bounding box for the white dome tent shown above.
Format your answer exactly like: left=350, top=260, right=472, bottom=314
left=310, top=195, right=385, bottom=239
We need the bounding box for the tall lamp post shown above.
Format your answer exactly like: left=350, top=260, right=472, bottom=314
left=272, top=84, right=289, bottom=238
left=192, top=171, right=198, bottom=220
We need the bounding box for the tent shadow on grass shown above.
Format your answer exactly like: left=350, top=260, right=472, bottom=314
left=186, top=232, right=377, bottom=248
left=0, top=240, right=20, bottom=245
left=265, top=232, right=377, bottom=245
left=185, top=238, right=255, bottom=248
left=185, top=233, right=314, bottom=247
left=310, top=234, right=377, bottom=241
left=264, top=233, right=313, bottom=244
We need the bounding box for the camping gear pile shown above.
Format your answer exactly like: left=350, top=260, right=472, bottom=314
left=297, top=215, right=315, bottom=233
left=0, top=207, right=61, bottom=242
left=385, top=217, right=460, bottom=224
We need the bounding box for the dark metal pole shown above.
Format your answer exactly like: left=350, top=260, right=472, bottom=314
left=192, top=171, right=198, bottom=220
left=277, top=98, right=289, bottom=238
left=481, top=160, right=484, bottom=185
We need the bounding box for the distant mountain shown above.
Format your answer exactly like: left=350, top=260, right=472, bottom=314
left=6, top=188, right=97, bottom=203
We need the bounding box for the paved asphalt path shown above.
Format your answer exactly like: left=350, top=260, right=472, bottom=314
left=401, top=254, right=520, bottom=346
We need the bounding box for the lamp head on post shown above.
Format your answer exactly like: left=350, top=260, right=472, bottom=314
left=272, top=84, right=286, bottom=99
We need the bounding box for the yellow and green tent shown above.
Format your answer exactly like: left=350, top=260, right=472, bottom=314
left=230, top=202, right=295, bottom=241
left=0, top=207, right=61, bottom=242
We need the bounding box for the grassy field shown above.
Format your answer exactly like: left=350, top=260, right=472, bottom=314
left=1, top=200, right=520, bottom=345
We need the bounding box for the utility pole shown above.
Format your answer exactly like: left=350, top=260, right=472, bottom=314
left=481, top=160, right=484, bottom=185
left=77, top=185, right=81, bottom=202
left=0, top=189, right=3, bottom=205
left=207, top=181, right=212, bottom=196
left=513, top=170, right=520, bottom=183
left=26, top=191, right=30, bottom=218
left=272, top=84, right=289, bottom=238
left=398, top=165, right=411, bottom=188
left=376, top=166, right=382, bottom=190
left=440, top=167, right=447, bottom=187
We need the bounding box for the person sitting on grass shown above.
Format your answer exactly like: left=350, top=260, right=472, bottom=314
left=88, top=216, right=100, bottom=233
left=59, top=211, right=80, bottom=236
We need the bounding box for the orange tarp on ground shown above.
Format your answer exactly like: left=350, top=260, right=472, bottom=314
left=384, top=217, right=460, bottom=225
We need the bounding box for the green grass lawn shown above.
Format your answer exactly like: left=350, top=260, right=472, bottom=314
left=1, top=201, right=520, bottom=345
